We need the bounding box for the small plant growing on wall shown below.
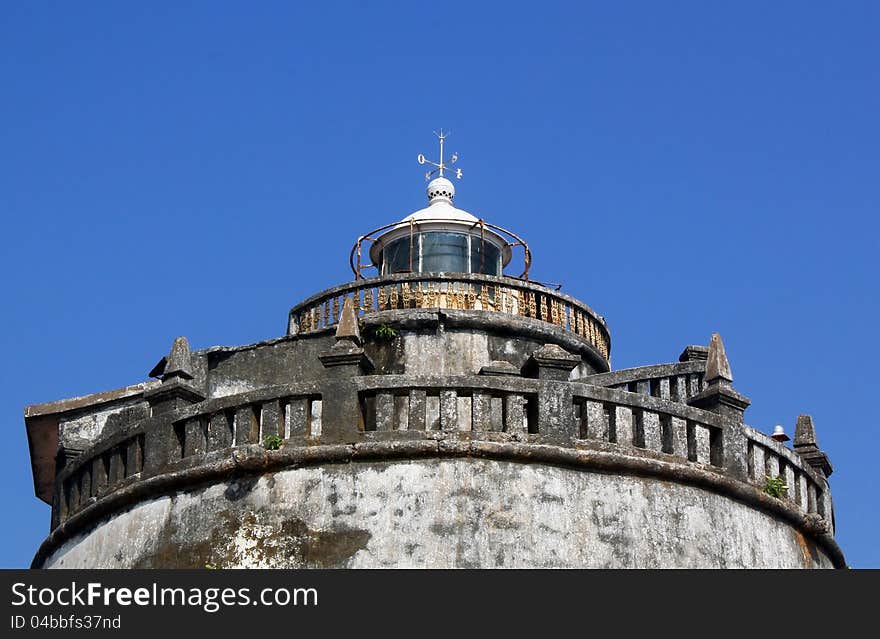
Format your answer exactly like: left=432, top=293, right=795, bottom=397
left=263, top=434, right=283, bottom=451
left=764, top=474, right=788, bottom=499
left=375, top=324, right=397, bottom=341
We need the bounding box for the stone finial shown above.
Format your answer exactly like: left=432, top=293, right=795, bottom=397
left=793, top=414, right=833, bottom=477
left=144, top=336, right=205, bottom=413
left=704, top=333, right=733, bottom=385
left=163, top=336, right=195, bottom=380
left=794, top=414, right=818, bottom=448
left=335, top=296, right=362, bottom=346
left=319, top=298, right=372, bottom=375
left=688, top=332, right=750, bottom=422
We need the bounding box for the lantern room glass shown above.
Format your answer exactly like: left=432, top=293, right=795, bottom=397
left=381, top=232, right=503, bottom=276
left=382, top=236, right=414, bottom=274
left=420, top=232, right=469, bottom=273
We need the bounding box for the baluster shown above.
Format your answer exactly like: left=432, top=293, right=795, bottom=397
left=582, top=401, right=607, bottom=440
left=80, top=465, right=92, bottom=501
left=673, top=376, right=687, bottom=402
left=783, top=463, right=796, bottom=503
left=642, top=410, right=662, bottom=451
left=440, top=390, right=458, bottom=431
left=108, top=447, right=125, bottom=486
left=749, top=442, right=766, bottom=481
left=67, top=477, right=80, bottom=514
left=184, top=417, right=207, bottom=457
left=765, top=452, right=780, bottom=480
left=807, top=482, right=817, bottom=514
left=667, top=417, right=687, bottom=458
left=126, top=436, right=143, bottom=476
left=504, top=394, right=526, bottom=435
left=92, top=456, right=108, bottom=497
left=261, top=399, right=282, bottom=439
left=657, top=378, right=671, bottom=400
left=819, top=489, right=833, bottom=533
left=688, top=374, right=701, bottom=398
left=472, top=392, right=491, bottom=432
left=797, top=473, right=808, bottom=512
left=408, top=390, right=426, bottom=431
left=207, top=411, right=234, bottom=451
left=689, top=423, right=711, bottom=464
left=612, top=406, right=633, bottom=445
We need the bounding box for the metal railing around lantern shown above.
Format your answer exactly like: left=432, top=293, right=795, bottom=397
left=349, top=218, right=533, bottom=280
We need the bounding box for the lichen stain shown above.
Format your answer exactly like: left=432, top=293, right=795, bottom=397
left=135, top=505, right=371, bottom=568
left=794, top=530, right=814, bottom=569
left=224, top=477, right=260, bottom=501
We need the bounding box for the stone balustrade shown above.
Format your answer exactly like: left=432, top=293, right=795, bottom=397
left=287, top=273, right=611, bottom=362
left=744, top=425, right=833, bottom=532
left=584, top=361, right=707, bottom=404
left=51, top=374, right=831, bottom=538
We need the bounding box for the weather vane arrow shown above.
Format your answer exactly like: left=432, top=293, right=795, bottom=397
left=417, top=129, right=462, bottom=181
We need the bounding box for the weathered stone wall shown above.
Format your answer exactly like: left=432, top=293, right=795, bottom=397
left=28, top=278, right=842, bottom=570
left=46, top=311, right=604, bottom=462
left=59, top=397, right=148, bottom=450
left=42, top=458, right=833, bottom=569
left=196, top=313, right=601, bottom=401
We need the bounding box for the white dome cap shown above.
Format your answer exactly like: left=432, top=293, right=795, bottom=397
left=398, top=177, right=477, bottom=224
left=426, top=177, right=456, bottom=203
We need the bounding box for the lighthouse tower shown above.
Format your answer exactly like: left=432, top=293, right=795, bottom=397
left=24, top=134, right=843, bottom=568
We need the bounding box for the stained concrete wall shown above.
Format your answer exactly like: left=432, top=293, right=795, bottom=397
left=42, top=458, right=832, bottom=569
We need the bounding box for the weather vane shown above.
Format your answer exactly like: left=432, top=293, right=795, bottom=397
left=417, top=129, right=462, bottom=181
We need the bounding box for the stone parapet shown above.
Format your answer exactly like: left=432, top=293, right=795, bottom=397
left=582, top=360, right=706, bottom=404
left=40, top=372, right=841, bottom=567
left=287, top=273, right=611, bottom=365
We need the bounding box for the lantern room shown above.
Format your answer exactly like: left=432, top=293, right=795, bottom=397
left=350, top=133, right=531, bottom=280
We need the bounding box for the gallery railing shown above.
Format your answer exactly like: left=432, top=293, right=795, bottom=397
left=287, top=273, right=611, bottom=361
left=53, top=375, right=830, bottom=535
left=583, top=361, right=707, bottom=404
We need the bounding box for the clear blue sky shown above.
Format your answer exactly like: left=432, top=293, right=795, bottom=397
left=1, top=2, right=877, bottom=568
